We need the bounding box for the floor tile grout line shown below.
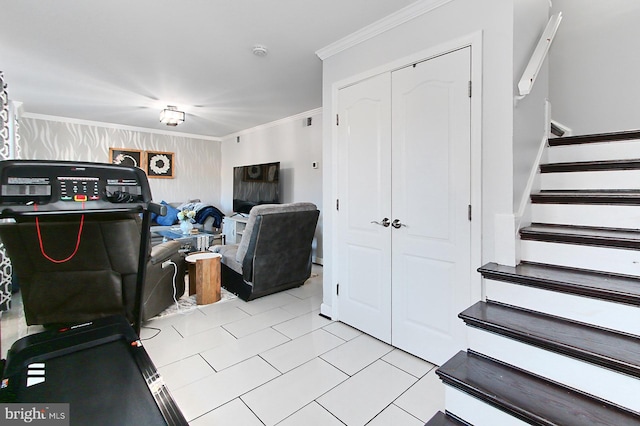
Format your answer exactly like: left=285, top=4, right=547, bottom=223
left=378, top=356, right=434, bottom=380
left=363, top=401, right=397, bottom=425
left=320, top=327, right=363, bottom=342
left=180, top=355, right=284, bottom=422
left=388, top=365, right=439, bottom=413
left=314, top=357, right=426, bottom=426
left=206, top=326, right=348, bottom=376
left=388, top=402, right=427, bottom=425
left=239, top=396, right=268, bottom=426
left=273, top=401, right=347, bottom=426
left=241, top=356, right=350, bottom=414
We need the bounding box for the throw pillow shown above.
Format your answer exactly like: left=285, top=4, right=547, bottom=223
left=156, top=201, right=179, bottom=226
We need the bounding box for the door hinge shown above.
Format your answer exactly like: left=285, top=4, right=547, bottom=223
left=336, top=199, right=339, bottom=211
left=336, top=283, right=339, bottom=296
left=468, top=81, right=472, bottom=98
left=336, top=114, right=339, bottom=126
left=468, top=204, right=472, bottom=221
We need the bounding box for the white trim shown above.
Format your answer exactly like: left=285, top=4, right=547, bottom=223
left=316, top=0, right=455, bottom=60
left=21, top=112, right=221, bottom=141
left=331, top=32, right=481, bottom=93
left=515, top=134, right=547, bottom=225
left=320, top=303, right=332, bottom=319
left=550, top=119, right=573, bottom=137
left=328, top=31, right=484, bottom=320
left=222, top=107, right=323, bottom=140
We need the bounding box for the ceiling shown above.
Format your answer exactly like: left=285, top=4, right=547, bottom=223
left=1, top=0, right=417, bottom=138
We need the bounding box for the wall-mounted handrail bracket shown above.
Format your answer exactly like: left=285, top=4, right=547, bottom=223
left=516, top=12, right=563, bottom=101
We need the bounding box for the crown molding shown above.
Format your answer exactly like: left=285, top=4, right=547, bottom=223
left=316, top=0, right=454, bottom=60
left=223, top=107, right=322, bottom=140
left=21, top=112, right=222, bottom=142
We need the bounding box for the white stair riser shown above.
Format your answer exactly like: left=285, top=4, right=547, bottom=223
left=520, top=239, right=640, bottom=277
left=541, top=170, right=640, bottom=190
left=444, top=386, right=529, bottom=426
left=485, top=278, right=640, bottom=335
left=468, top=328, right=640, bottom=410
left=531, top=204, right=640, bottom=229
left=547, top=140, right=640, bottom=163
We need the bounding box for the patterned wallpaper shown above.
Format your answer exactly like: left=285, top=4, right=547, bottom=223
left=19, top=117, right=223, bottom=208
left=0, top=72, right=13, bottom=311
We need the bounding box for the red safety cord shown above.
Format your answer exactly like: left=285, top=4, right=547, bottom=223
left=34, top=202, right=85, bottom=263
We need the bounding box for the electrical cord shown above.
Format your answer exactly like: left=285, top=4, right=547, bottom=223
left=140, top=326, right=161, bottom=341
left=34, top=202, right=85, bottom=263
left=105, top=190, right=139, bottom=203
left=167, top=260, right=181, bottom=313
left=141, top=260, right=180, bottom=341
left=163, top=259, right=194, bottom=316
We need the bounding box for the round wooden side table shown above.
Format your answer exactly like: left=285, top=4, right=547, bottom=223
left=185, top=252, right=222, bottom=305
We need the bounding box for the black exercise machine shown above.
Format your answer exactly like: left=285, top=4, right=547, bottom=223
left=0, top=160, right=188, bottom=425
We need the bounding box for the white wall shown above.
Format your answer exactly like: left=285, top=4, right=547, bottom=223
left=19, top=116, right=222, bottom=206
left=320, top=0, right=516, bottom=316
left=220, top=109, right=323, bottom=261
left=550, top=0, right=640, bottom=134
left=512, top=0, right=550, bottom=210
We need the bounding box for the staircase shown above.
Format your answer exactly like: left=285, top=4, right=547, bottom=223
left=426, top=130, right=640, bottom=425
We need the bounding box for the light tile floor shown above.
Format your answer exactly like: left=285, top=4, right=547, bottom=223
left=1, top=265, right=445, bottom=425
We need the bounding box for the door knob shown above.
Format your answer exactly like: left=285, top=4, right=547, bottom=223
left=371, top=218, right=391, bottom=227
left=391, top=219, right=407, bottom=229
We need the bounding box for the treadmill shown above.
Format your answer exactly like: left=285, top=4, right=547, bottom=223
left=0, top=160, right=188, bottom=425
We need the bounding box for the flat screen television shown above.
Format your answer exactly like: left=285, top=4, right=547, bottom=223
left=233, top=161, right=280, bottom=214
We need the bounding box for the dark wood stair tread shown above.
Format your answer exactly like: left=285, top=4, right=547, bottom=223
left=436, top=351, right=640, bottom=425
left=424, top=411, right=472, bottom=426
left=478, top=262, right=640, bottom=306
left=540, top=159, right=640, bottom=173
left=531, top=190, right=640, bottom=205
left=520, top=223, right=640, bottom=250
left=549, top=130, right=640, bottom=146
left=460, top=301, right=640, bottom=378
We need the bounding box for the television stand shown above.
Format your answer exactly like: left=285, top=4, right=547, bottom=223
left=223, top=216, right=248, bottom=244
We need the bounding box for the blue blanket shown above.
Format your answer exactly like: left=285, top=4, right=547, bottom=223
left=195, top=205, right=224, bottom=228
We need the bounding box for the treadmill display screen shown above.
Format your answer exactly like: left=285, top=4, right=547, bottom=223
left=58, top=176, right=100, bottom=201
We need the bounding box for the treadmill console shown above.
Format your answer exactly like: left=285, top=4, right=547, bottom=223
left=0, top=160, right=152, bottom=215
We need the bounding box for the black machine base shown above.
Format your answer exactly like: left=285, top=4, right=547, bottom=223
left=0, top=315, right=187, bottom=425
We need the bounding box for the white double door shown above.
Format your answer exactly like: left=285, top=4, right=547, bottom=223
left=336, top=47, right=472, bottom=366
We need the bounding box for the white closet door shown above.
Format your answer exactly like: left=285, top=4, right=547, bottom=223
left=337, top=73, right=392, bottom=343
left=390, top=47, right=472, bottom=365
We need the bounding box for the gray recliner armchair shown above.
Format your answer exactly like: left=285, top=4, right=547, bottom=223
left=210, top=202, right=319, bottom=301
left=0, top=213, right=185, bottom=326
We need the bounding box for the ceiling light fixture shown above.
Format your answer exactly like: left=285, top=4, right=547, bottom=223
left=159, top=105, right=185, bottom=126
left=252, top=45, right=268, bottom=57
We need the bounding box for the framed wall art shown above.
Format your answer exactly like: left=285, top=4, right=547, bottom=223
left=109, top=148, right=144, bottom=169
left=146, top=150, right=174, bottom=178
